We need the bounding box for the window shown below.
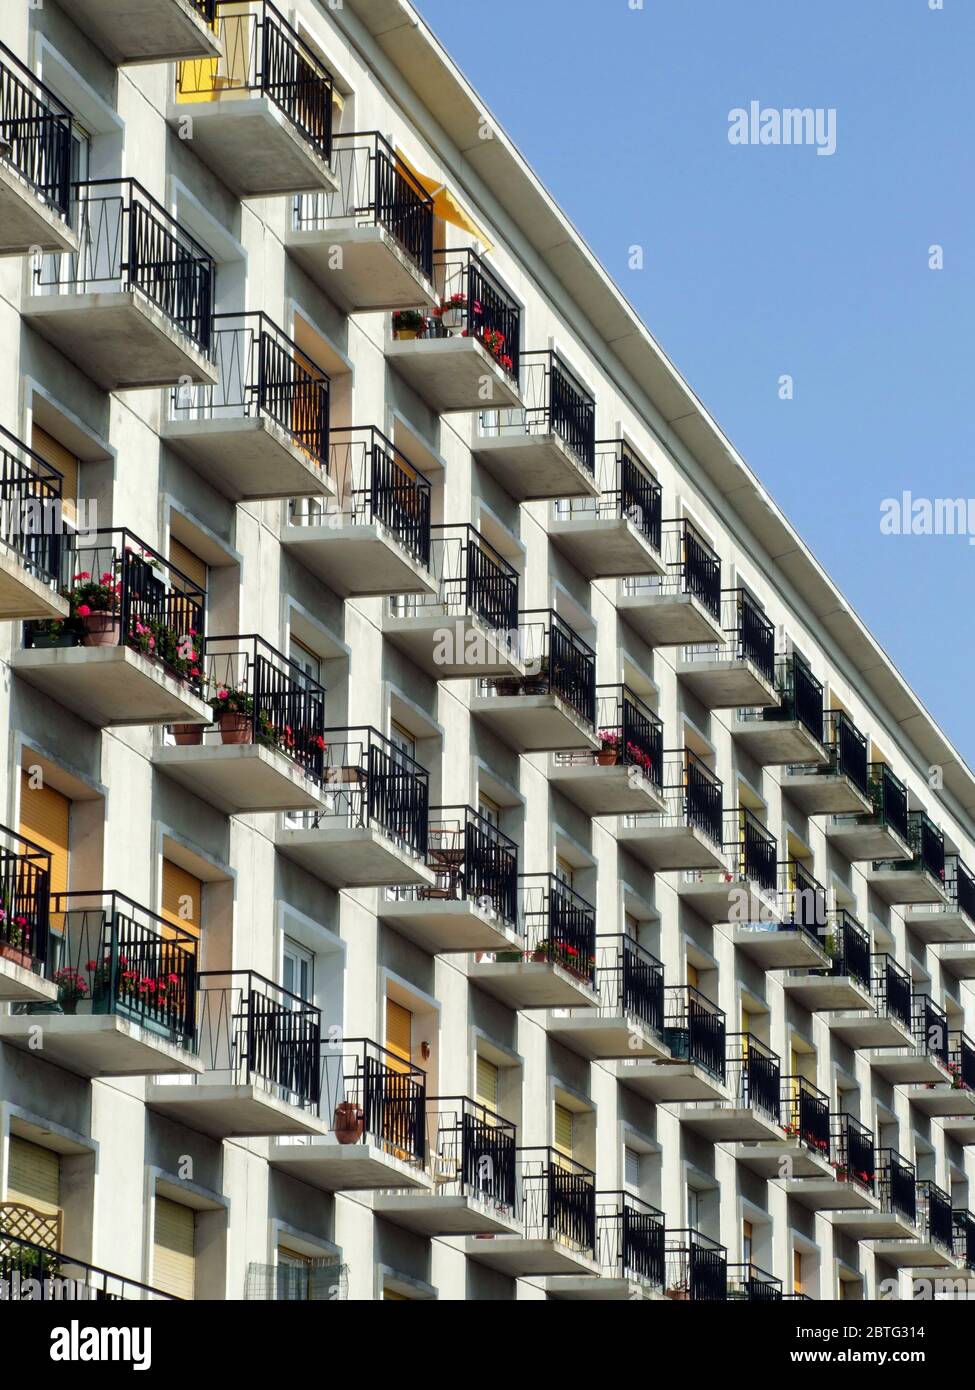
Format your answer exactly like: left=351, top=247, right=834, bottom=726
left=19, top=774, right=70, bottom=899
left=742, top=1219, right=753, bottom=1265
left=3, top=1137, right=62, bottom=1250
left=283, top=937, right=314, bottom=1003
left=289, top=639, right=321, bottom=685
left=554, top=1103, right=574, bottom=1159
left=153, top=1197, right=196, bottom=1300
left=686, top=962, right=699, bottom=990
left=555, top=858, right=574, bottom=890
left=30, top=426, right=79, bottom=528
left=624, top=1146, right=641, bottom=1192
left=169, top=537, right=208, bottom=596
left=389, top=721, right=416, bottom=762
left=478, top=794, right=501, bottom=829
left=475, top=1054, right=499, bottom=1112
left=161, top=859, right=202, bottom=947
left=793, top=1249, right=803, bottom=1296
left=687, top=1186, right=700, bottom=1231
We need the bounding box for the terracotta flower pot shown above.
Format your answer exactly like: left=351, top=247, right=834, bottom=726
left=172, top=724, right=204, bottom=746
left=596, top=749, right=619, bottom=766
left=0, top=942, right=32, bottom=971
left=395, top=329, right=419, bottom=341
left=219, top=713, right=253, bottom=745
left=333, top=1101, right=365, bottom=1145
left=81, top=612, right=120, bottom=647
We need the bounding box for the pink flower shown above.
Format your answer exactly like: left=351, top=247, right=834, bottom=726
left=77, top=603, right=91, bottom=617
left=100, top=572, right=113, bottom=583
left=216, top=687, right=229, bottom=701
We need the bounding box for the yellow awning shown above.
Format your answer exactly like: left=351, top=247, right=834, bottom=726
left=396, top=150, right=494, bottom=252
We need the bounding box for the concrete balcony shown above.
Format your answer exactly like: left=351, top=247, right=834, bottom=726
left=675, top=589, right=780, bottom=710
left=146, top=971, right=326, bottom=1139
left=617, top=520, right=724, bottom=648
left=779, top=1115, right=879, bottom=1213
left=905, top=1032, right=975, bottom=1116
left=730, top=862, right=830, bottom=970
left=14, top=528, right=212, bottom=730
left=780, top=911, right=874, bottom=1012
left=940, top=1115, right=975, bottom=1145
left=276, top=728, right=434, bottom=889
left=938, top=943, right=975, bottom=980
left=731, top=654, right=827, bottom=766
left=0, top=428, right=70, bottom=623
left=471, top=611, right=599, bottom=754
left=676, top=1035, right=785, bottom=1143
left=543, top=1193, right=666, bottom=1301
left=547, top=685, right=666, bottom=816
left=548, top=440, right=665, bottom=578
left=474, top=350, right=599, bottom=502
left=0, top=48, right=78, bottom=256
left=0, top=825, right=59, bottom=1007
left=866, top=812, right=949, bottom=907
left=164, top=313, right=333, bottom=502
left=868, top=1184, right=957, bottom=1269
left=0, top=891, right=201, bottom=1080
left=904, top=855, right=975, bottom=943
left=25, top=181, right=217, bottom=392
left=782, top=710, right=873, bottom=815
left=545, top=936, right=671, bottom=1061
left=57, top=0, right=221, bottom=65
left=469, top=875, right=599, bottom=1011
left=863, top=995, right=953, bottom=1085
left=615, top=985, right=727, bottom=1103
left=615, top=751, right=727, bottom=872
left=287, top=133, right=437, bottom=310
left=675, top=810, right=780, bottom=926
left=732, top=1077, right=833, bottom=1183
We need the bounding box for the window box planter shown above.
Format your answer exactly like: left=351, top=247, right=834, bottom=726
left=0, top=942, right=33, bottom=971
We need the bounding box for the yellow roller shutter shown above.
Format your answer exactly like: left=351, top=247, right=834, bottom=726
left=19, top=774, right=69, bottom=900
left=475, top=1055, right=499, bottom=1113
left=554, top=1103, right=574, bottom=1159
left=385, top=998, right=412, bottom=1072
left=153, top=1197, right=195, bottom=1300
left=7, top=1137, right=60, bottom=1214
left=384, top=1288, right=409, bottom=1300
left=31, top=424, right=78, bottom=527
left=168, top=539, right=207, bottom=593
left=161, top=859, right=202, bottom=944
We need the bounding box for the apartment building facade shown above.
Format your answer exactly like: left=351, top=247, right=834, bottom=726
left=0, top=0, right=972, bottom=1303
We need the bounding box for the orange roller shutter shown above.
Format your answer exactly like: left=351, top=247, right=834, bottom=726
left=19, top=773, right=69, bottom=900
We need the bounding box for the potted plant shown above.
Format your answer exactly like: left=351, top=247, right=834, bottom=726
left=211, top=685, right=254, bottom=744
left=53, top=966, right=89, bottom=1015
left=69, top=568, right=121, bottom=646
left=392, top=309, right=427, bottom=341
left=170, top=722, right=204, bottom=746
left=597, top=729, right=621, bottom=766
left=29, top=616, right=80, bottom=649
left=333, top=1101, right=365, bottom=1144
left=438, top=292, right=468, bottom=332
left=0, top=912, right=32, bottom=970
left=86, top=952, right=118, bottom=1012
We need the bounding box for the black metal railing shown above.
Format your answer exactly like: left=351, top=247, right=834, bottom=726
left=761, top=652, right=824, bottom=744
left=177, top=0, right=333, bottom=161
left=36, top=179, right=214, bottom=354
left=726, top=1033, right=781, bottom=1121
left=0, top=425, right=65, bottom=590
left=912, top=993, right=950, bottom=1068
left=636, top=518, right=720, bottom=619
left=820, top=710, right=869, bottom=796
left=663, top=985, right=726, bottom=1081
left=876, top=1149, right=917, bottom=1226
left=0, top=823, right=51, bottom=981
left=0, top=41, right=72, bottom=218
left=780, top=1076, right=830, bottom=1158
left=727, top=1263, right=782, bottom=1302
left=724, top=587, right=775, bottom=682
left=866, top=763, right=910, bottom=844
left=830, top=1114, right=876, bottom=1194
left=596, top=1192, right=665, bottom=1288
left=312, top=426, right=431, bottom=567
left=25, top=528, right=206, bottom=694
left=952, top=1210, right=975, bottom=1271
left=516, top=1148, right=596, bottom=1255
left=425, top=1096, right=516, bottom=1209
left=916, top=1182, right=954, bottom=1254
left=591, top=684, right=663, bottom=785
left=193, top=970, right=320, bottom=1111
left=0, top=1231, right=175, bottom=1301
left=682, top=750, right=724, bottom=845
left=172, top=312, right=330, bottom=466
left=481, top=349, right=594, bottom=465
left=197, top=634, right=327, bottom=782
left=296, top=130, right=434, bottom=276
left=194, top=0, right=218, bottom=20
left=779, top=859, right=828, bottom=943
left=513, top=874, right=596, bottom=987
left=319, top=1036, right=425, bottom=1163
left=416, top=249, right=522, bottom=386
left=727, top=808, right=778, bottom=893
left=901, top=811, right=946, bottom=886
left=945, top=855, right=975, bottom=924
left=665, top=1230, right=727, bottom=1301
left=871, top=953, right=913, bottom=1032
left=402, top=804, right=519, bottom=924
left=949, top=1031, right=975, bottom=1092
left=557, top=440, right=661, bottom=549
left=397, top=523, right=518, bottom=635
left=594, top=935, right=665, bottom=1036
left=31, top=891, right=196, bottom=1050
left=306, top=727, right=429, bottom=861
left=820, top=910, right=871, bottom=989
left=480, top=609, right=596, bottom=728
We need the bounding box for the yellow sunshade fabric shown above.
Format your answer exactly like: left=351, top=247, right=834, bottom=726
left=395, top=149, right=494, bottom=252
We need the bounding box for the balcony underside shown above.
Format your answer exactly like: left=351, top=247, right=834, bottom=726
left=546, top=760, right=668, bottom=816
left=164, top=417, right=333, bottom=502
left=0, top=549, right=70, bottom=622
left=470, top=693, right=600, bottom=754
left=781, top=769, right=874, bottom=817
left=548, top=515, right=666, bottom=579
left=0, top=163, right=78, bottom=256
left=781, top=1178, right=879, bottom=1213
left=57, top=0, right=221, bottom=64
left=865, top=864, right=950, bottom=907
left=543, top=1275, right=665, bottom=1301
left=675, top=658, right=779, bottom=711
left=827, top=1012, right=916, bottom=1050
left=382, top=611, right=523, bottom=679
left=282, top=524, right=436, bottom=599
left=862, top=1049, right=952, bottom=1085
left=286, top=223, right=438, bottom=312
left=146, top=1083, right=327, bottom=1139
left=615, top=822, right=728, bottom=873
left=267, top=1138, right=431, bottom=1192
left=0, top=1014, right=201, bottom=1079
left=938, top=945, right=975, bottom=980
left=905, top=906, right=975, bottom=945
left=781, top=973, right=873, bottom=1013
left=730, top=718, right=828, bottom=767
left=831, top=1209, right=918, bottom=1242
left=379, top=896, right=522, bottom=955
left=13, top=646, right=214, bottom=728
left=731, top=925, right=829, bottom=970
left=544, top=1011, right=671, bottom=1061
left=940, top=1116, right=975, bottom=1144
left=617, top=591, right=726, bottom=648
left=473, top=434, right=600, bottom=503
left=614, top=1057, right=728, bottom=1103
left=166, top=99, right=339, bottom=198
left=460, top=1235, right=600, bottom=1279
left=903, top=1086, right=975, bottom=1118
left=23, top=292, right=218, bottom=392
left=387, top=337, right=522, bottom=413
left=370, top=1191, right=521, bottom=1237
left=276, top=824, right=435, bottom=889
left=727, top=1141, right=832, bottom=1181
left=867, top=1238, right=955, bottom=1270
left=468, top=958, right=599, bottom=1010
left=825, top=819, right=912, bottom=863
left=675, top=1103, right=784, bottom=1143
left=676, top=877, right=780, bottom=927
left=154, top=743, right=327, bottom=815
left=0, top=955, right=58, bottom=1005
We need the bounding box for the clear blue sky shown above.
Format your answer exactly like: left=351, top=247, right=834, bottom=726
left=411, top=0, right=974, bottom=767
